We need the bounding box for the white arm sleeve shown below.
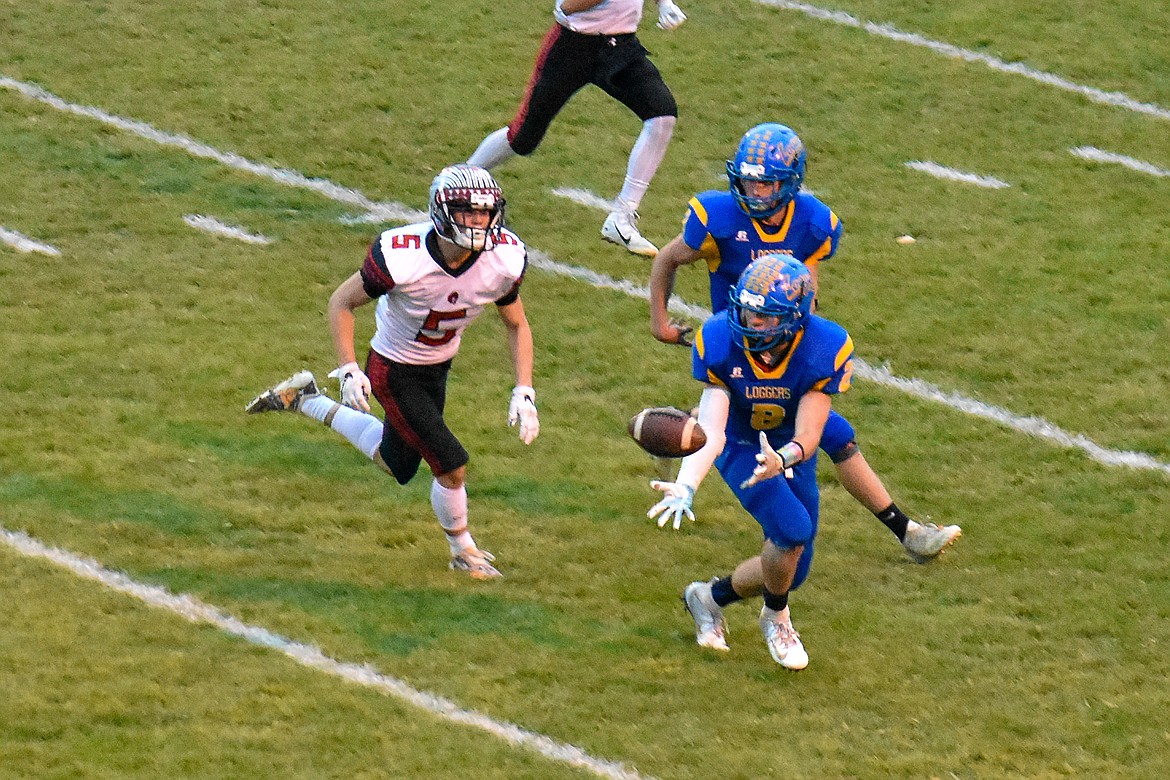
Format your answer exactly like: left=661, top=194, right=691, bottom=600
left=675, top=386, right=729, bottom=491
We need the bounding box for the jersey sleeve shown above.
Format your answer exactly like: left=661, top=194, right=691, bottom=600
left=692, top=317, right=729, bottom=387
left=494, top=251, right=528, bottom=306
left=360, top=237, right=395, bottom=298
left=682, top=196, right=714, bottom=251
left=810, top=333, right=855, bottom=395
left=804, top=207, right=842, bottom=266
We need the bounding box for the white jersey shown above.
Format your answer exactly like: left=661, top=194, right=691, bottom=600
left=360, top=223, right=527, bottom=366
left=554, top=0, right=645, bottom=35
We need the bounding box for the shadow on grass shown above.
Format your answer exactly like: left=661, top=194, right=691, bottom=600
left=1, top=473, right=224, bottom=537
left=145, top=566, right=575, bottom=657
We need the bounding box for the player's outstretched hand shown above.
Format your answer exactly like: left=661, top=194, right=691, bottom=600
left=508, top=385, right=539, bottom=445
left=647, top=481, right=695, bottom=530
left=657, top=0, right=687, bottom=30
left=329, top=362, right=371, bottom=412
left=740, top=431, right=794, bottom=489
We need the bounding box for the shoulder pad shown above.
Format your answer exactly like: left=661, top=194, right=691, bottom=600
left=795, top=194, right=841, bottom=242
left=697, top=313, right=733, bottom=366
left=690, top=191, right=740, bottom=238
left=489, top=230, right=528, bottom=277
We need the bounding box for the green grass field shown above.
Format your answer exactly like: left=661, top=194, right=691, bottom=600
left=3, top=1, right=1169, bottom=777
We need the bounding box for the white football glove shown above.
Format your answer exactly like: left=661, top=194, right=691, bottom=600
left=656, top=0, right=687, bottom=30
left=740, top=431, right=804, bottom=489
left=647, top=481, right=695, bottom=530
left=507, top=385, right=539, bottom=445
left=328, top=362, right=371, bottom=412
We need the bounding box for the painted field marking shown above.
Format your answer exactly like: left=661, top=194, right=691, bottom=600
left=1, top=225, right=60, bottom=256
left=551, top=187, right=620, bottom=212
left=904, top=161, right=1011, bottom=188
left=2, top=74, right=1166, bottom=477
left=0, top=76, right=417, bottom=225
left=1070, top=146, right=1170, bottom=178
left=752, top=0, right=1170, bottom=123
left=183, top=214, right=273, bottom=245
left=0, top=525, right=654, bottom=780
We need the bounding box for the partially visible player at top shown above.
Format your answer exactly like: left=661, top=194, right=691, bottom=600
left=467, top=0, right=687, bottom=257
left=246, top=164, right=539, bottom=580
left=648, top=255, right=853, bottom=669
left=648, top=123, right=961, bottom=563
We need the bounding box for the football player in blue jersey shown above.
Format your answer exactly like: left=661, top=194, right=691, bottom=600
left=648, top=123, right=960, bottom=563
left=647, top=256, right=852, bottom=668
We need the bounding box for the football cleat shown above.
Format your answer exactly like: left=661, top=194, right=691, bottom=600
left=601, top=210, right=658, bottom=257
left=450, top=547, right=502, bottom=580
left=245, top=371, right=322, bottom=414
left=759, top=606, right=808, bottom=670
left=902, top=519, right=962, bottom=563
left=683, top=579, right=729, bottom=651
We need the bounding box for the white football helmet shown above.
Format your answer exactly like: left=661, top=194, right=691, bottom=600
left=428, top=164, right=505, bottom=251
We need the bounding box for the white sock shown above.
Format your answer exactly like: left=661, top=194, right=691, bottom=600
left=467, top=127, right=516, bottom=170
left=616, top=115, right=676, bottom=212
left=299, top=395, right=337, bottom=422
left=431, top=480, right=474, bottom=554
left=304, top=399, right=382, bottom=461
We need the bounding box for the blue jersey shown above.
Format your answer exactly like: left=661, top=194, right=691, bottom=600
left=682, top=190, right=842, bottom=313
left=692, top=312, right=854, bottom=448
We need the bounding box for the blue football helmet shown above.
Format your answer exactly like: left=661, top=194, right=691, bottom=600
left=728, top=255, right=815, bottom=352
left=726, top=123, right=807, bottom=219
left=429, top=164, right=506, bottom=251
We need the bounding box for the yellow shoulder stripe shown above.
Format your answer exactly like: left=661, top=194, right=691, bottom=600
left=688, top=197, right=708, bottom=227
left=806, top=236, right=833, bottom=265
left=834, top=335, right=854, bottom=370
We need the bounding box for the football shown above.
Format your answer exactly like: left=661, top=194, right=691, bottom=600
left=628, top=407, right=707, bottom=458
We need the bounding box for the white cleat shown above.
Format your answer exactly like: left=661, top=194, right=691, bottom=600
left=760, top=606, right=808, bottom=670
left=245, top=371, right=322, bottom=414
left=450, top=547, right=502, bottom=580
left=683, top=579, right=729, bottom=651
left=902, top=519, right=962, bottom=563
left=601, top=210, right=658, bottom=257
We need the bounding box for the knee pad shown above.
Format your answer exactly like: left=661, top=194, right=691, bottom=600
left=644, top=114, right=675, bottom=140
left=829, top=440, right=860, bottom=465
left=820, top=411, right=856, bottom=460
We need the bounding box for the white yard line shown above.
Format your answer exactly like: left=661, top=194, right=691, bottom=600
left=904, top=161, right=1011, bottom=188
left=0, top=526, right=654, bottom=780
left=551, top=187, right=620, bottom=212
left=752, top=0, right=1170, bottom=123
left=183, top=214, right=273, bottom=245
left=1070, top=146, right=1170, bottom=178
left=2, top=73, right=1165, bottom=477
left=0, top=75, right=419, bottom=225
left=0, top=225, right=60, bottom=255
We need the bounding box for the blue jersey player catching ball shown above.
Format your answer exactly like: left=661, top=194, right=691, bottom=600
left=647, top=255, right=851, bottom=669
left=648, top=123, right=960, bottom=565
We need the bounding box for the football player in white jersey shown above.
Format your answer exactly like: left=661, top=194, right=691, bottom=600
left=246, top=165, right=539, bottom=580
left=467, top=0, right=687, bottom=257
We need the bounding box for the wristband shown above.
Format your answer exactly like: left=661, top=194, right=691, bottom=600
left=777, top=441, right=805, bottom=469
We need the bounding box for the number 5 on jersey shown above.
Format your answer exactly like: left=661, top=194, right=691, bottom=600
left=416, top=308, right=467, bottom=346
